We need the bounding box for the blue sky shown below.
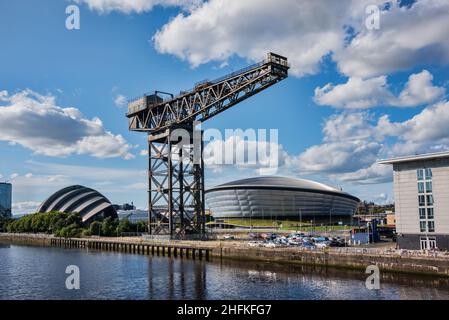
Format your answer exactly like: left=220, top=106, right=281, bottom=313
left=1, top=0, right=449, bottom=214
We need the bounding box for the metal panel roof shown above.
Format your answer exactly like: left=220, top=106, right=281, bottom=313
left=378, top=151, right=449, bottom=165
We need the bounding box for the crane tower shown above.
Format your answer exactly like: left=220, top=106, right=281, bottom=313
left=127, top=52, right=289, bottom=238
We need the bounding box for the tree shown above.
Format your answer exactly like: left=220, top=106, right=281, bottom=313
left=117, top=219, right=132, bottom=235
left=136, top=221, right=147, bottom=233
left=101, top=217, right=117, bottom=237
left=55, top=223, right=82, bottom=238
left=89, top=221, right=102, bottom=236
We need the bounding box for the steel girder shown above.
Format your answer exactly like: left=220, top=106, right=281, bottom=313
left=147, top=126, right=205, bottom=237
left=127, top=53, right=289, bottom=134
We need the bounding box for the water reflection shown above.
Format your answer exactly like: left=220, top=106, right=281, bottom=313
left=147, top=256, right=207, bottom=299
left=0, top=243, right=448, bottom=300
left=210, top=259, right=449, bottom=300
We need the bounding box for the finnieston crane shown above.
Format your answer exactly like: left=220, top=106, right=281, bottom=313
left=127, top=52, right=289, bottom=238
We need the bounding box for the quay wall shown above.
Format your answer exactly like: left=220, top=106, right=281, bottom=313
left=1, top=233, right=448, bottom=277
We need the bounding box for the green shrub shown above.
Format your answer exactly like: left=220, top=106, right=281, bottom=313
left=89, top=221, right=102, bottom=236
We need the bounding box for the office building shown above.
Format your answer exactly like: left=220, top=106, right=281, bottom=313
left=0, top=182, right=12, bottom=218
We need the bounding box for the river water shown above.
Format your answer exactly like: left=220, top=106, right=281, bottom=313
left=0, top=243, right=448, bottom=300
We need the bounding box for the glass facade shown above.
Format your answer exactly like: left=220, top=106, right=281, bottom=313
left=417, top=168, right=435, bottom=233
left=418, top=182, right=424, bottom=193
left=0, top=183, right=12, bottom=217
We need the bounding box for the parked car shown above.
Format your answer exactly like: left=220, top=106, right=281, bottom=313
left=263, top=242, right=277, bottom=248
left=248, top=241, right=262, bottom=247
left=301, top=242, right=316, bottom=249
left=223, top=234, right=235, bottom=240
left=315, top=242, right=329, bottom=249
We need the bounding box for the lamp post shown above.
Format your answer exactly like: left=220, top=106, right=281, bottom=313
left=329, top=208, right=333, bottom=232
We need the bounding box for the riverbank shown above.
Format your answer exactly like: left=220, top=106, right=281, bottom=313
left=1, top=233, right=449, bottom=277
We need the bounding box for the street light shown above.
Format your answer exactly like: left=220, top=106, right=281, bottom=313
left=329, top=208, right=333, bottom=232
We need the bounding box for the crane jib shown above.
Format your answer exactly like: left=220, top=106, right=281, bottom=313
left=127, top=52, right=289, bottom=133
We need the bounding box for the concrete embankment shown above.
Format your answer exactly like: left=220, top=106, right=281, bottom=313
left=1, top=233, right=449, bottom=277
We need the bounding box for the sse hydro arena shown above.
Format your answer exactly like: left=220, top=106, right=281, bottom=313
left=205, top=177, right=359, bottom=221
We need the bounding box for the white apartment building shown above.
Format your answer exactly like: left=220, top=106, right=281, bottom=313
left=379, top=152, right=449, bottom=250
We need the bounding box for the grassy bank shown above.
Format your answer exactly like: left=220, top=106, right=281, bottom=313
left=217, top=218, right=351, bottom=232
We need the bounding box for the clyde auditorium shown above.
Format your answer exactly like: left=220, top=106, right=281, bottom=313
left=37, top=185, right=118, bottom=223
left=205, top=177, right=360, bottom=220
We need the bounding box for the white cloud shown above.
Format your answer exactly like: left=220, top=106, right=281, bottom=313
left=0, top=90, right=8, bottom=101
left=315, top=76, right=393, bottom=109
left=139, top=149, right=148, bottom=156
left=380, top=100, right=449, bottom=153
left=203, top=134, right=288, bottom=175
left=335, top=162, right=392, bottom=185
left=395, top=70, right=446, bottom=107
left=335, top=0, right=449, bottom=77
left=78, top=1, right=449, bottom=79
left=322, top=112, right=376, bottom=142
left=114, top=94, right=127, bottom=107
left=0, top=89, right=134, bottom=159
left=314, top=70, right=445, bottom=109
left=12, top=201, right=42, bottom=216
left=286, top=112, right=386, bottom=181
left=154, top=0, right=387, bottom=77
left=292, top=140, right=382, bottom=175
left=9, top=161, right=148, bottom=210
left=27, top=161, right=146, bottom=181
left=153, top=0, right=449, bottom=79
left=76, top=0, right=202, bottom=14
left=292, top=99, right=449, bottom=184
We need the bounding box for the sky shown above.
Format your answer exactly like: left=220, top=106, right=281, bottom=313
left=1, top=0, right=449, bottom=215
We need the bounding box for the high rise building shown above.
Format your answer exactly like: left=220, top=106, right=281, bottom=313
left=0, top=182, right=12, bottom=218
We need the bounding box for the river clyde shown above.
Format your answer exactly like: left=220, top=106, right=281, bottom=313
left=1, top=243, right=449, bottom=300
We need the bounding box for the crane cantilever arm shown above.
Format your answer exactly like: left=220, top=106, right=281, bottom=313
left=127, top=52, right=289, bottom=134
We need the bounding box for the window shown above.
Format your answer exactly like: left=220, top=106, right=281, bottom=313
left=426, top=194, right=434, bottom=206
left=420, top=237, right=428, bottom=250
left=428, top=237, right=437, bottom=249
left=421, top=237, right=437, bottom=250
left=418, top=182, right=425, bottom=193
left=425, top=168, right=432, bottom=180
left=419, top=208, right=426, bottom=219
left=428, top=221, right=435, bottom=232
left=427, top=208, right=434, bottom=219
left=417, top=169, right=424, bottom=181
left=425, top=181, right=432, bottom=193
left=419, top=195, right=425, bottom=206
left=420, top=221, right=427, bottom=232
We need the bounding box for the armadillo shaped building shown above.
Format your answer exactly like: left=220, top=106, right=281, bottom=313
left=37, top=185, right=117, bottom=223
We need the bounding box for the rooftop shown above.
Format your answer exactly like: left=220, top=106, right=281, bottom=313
left=213, top=176, right=340, bottom=192
left=207, top=176, right=360, bottom=202
left=378, top=151, right=449, bottom=165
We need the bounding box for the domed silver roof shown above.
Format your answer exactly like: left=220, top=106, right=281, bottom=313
left=207, top=176, right=359, bottom=201
left=37, top=185, right=117, bottom=223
